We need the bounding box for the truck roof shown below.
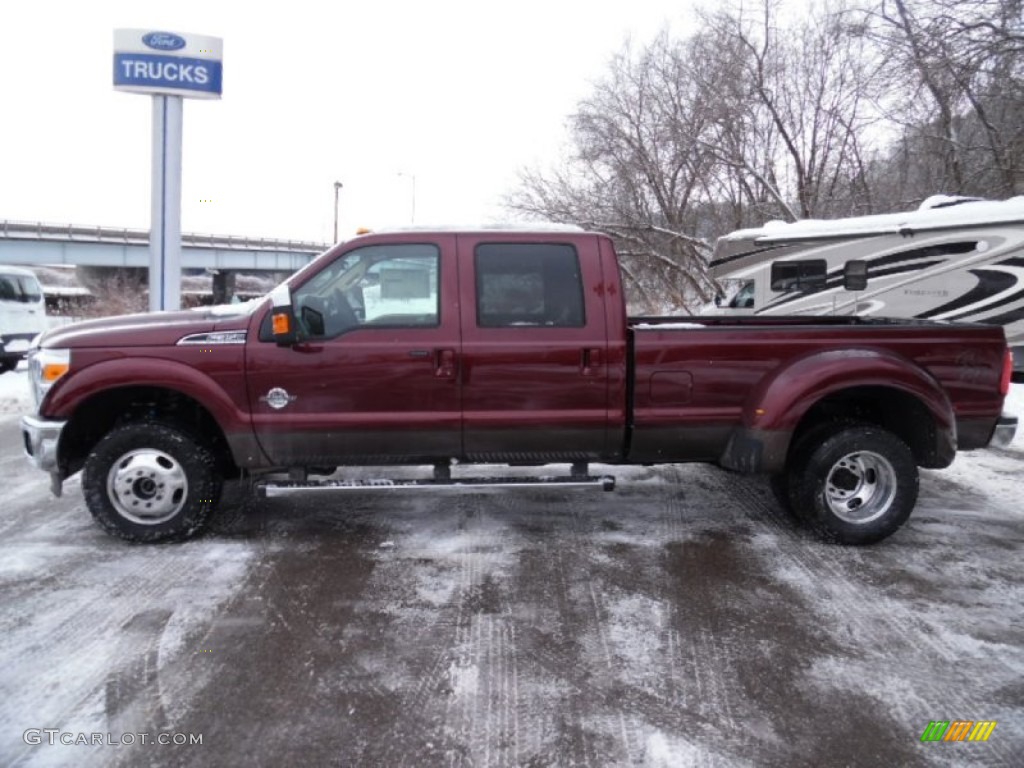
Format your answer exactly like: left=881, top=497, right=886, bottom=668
left=0, top=264, right=40, bottom=277
left=350, top=223, right=588, bottom=237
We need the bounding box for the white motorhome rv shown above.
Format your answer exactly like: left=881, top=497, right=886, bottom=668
left=0, top=265, right=47, bottom=374
left=707, top=196, right=1024, bottom=373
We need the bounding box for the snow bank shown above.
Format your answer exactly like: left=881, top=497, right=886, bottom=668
left=0, top=363, right=31, bottom=415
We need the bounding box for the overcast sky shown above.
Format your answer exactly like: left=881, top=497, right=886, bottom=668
left=0, top=0, right=700, bottom=244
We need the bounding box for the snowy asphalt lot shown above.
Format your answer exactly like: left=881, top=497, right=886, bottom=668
left=1, top=368, right=1022, bottom=767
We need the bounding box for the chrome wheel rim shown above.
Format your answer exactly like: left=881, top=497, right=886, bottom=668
left=106, top=449, right=188, bottom=525
left=824, top=450, right=897, bottom=524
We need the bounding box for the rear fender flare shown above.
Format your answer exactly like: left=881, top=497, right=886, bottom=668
left=729, top=348, right=955, bottom=472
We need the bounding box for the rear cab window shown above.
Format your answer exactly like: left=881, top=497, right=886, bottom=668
left=474, top=243, right=585, bottom=328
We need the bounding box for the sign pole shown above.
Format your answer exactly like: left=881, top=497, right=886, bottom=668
left=149, top=94, right=183, bottom=311
left=114, top=28, right=223, bottom=312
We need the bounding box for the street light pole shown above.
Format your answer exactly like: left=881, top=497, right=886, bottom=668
left=333, top=181, right=343, bottom=243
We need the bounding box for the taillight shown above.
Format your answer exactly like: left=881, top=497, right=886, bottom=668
left=1000, top=348, right=1012, bottom=397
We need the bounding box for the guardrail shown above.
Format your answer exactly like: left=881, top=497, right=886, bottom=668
left=0, top=220, right=330, bottom=253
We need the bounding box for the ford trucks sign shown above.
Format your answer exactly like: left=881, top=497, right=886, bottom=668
left=113, top=29, right=223, bottom=99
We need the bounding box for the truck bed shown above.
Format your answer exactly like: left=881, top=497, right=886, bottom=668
left=626, top=315, right=1008, bottom=467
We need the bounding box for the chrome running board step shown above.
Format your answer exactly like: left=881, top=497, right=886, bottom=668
left=261, top=474, right=615, bottom=497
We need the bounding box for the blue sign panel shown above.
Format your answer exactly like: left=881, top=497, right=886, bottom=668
left=113, top=53, right=223, bottom=97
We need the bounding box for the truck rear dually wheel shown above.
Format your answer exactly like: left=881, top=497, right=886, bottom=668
left=787, top=425, right=918, bottom=545
left=83, top=423, right=221, bottom=542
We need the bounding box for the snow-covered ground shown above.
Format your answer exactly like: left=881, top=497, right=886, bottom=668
left=0, top=360, right=30, bottom=414
left=0, top=366, right=1021, bottom=766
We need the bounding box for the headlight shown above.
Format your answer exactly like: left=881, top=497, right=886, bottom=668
left=29, top=348, right=70, bottom=410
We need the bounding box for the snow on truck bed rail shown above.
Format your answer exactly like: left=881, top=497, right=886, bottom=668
left=632, top=322, right=707, bottom=330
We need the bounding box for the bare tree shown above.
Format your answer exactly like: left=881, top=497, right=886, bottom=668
left=511, top=33, right=724, bottom=313
left=510, top=0, right=880, bottom=312
left=867, top=0, right=1024, bottom=202
left=699, top=0, right=881, bottom=219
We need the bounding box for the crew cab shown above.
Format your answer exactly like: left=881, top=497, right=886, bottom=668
left=21, top=229, right=1017, bottom=545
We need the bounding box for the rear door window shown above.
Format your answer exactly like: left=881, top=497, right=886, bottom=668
left=474, top=243, right=585, bottom=327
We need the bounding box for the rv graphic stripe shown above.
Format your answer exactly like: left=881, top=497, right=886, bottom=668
left=709, top=244, right=791, bottom=270
left=943, top=283, right=1024, bottom=321
left=979, top=304, right=1024, bottom=327
left=918, top=257, right=1024, bottom=319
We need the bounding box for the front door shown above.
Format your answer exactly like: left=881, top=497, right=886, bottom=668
left=246, top=236, right=461, bottom=466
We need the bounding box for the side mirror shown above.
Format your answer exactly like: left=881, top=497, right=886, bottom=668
left=844, top=260, right=868, bottom=291
left=268, top=284, right=298, bottom=347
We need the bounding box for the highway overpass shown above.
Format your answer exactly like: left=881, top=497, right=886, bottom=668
left=0, top=220, right=329, bottom=272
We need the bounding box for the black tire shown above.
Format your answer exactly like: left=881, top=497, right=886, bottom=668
left=0, top=359, right=16, bottom=374
left=83, top=423, right=222, bottom=542
left=787, top=425, right=918, bottom=545
left=780, top=420, right=860, bottom=522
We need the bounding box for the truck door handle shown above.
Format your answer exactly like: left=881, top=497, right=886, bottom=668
left=435, top=348, right=457, bottom=379
left=581, top=348, right=602, bottom=376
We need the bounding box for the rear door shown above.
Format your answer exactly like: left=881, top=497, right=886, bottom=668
left=455, top=234, right=613, bottom=461
left=246, top=235, right=462, bottom=466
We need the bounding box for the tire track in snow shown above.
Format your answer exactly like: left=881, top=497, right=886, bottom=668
left=0, top=534, right=253, bottom=767
left=720, top=469, right=1019, bottom=767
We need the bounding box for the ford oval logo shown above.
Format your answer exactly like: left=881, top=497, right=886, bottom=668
left=142, top=32, right=186, bottom=51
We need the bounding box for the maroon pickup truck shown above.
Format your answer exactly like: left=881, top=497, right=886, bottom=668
left=21, top=229, right=1017, bottom=545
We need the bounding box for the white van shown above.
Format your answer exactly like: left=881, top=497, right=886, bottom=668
left=0, top=265, right=47, bottom=374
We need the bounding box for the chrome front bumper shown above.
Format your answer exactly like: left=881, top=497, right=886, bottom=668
left=990, top=412, right=1018, bottom=449
left=21, top=414, right=66, bottom=474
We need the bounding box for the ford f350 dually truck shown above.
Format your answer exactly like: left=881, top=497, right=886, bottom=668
left=20, top=229, right=1017, bottom=545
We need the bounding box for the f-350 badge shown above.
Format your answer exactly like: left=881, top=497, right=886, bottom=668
left=260, top=387, right=297, bottom=410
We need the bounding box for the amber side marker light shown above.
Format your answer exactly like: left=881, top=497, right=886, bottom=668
left=42, top=362, right=69, bottom=382
left=272, top=313, right=291, bottom=335
left=1000, top=349, right=1012, bottom=396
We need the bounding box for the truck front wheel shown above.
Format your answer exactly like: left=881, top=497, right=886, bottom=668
left=83, top=423, right=222, bottom=542
left=787, top=425, right=918, bottom=545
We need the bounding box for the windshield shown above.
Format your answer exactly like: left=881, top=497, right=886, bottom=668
left=729, top=280, right=755, bottom=309
left=0, top=273, right=43, bottom=303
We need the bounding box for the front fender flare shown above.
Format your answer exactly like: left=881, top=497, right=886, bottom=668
left=43, top=357, right=262, bottom=469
